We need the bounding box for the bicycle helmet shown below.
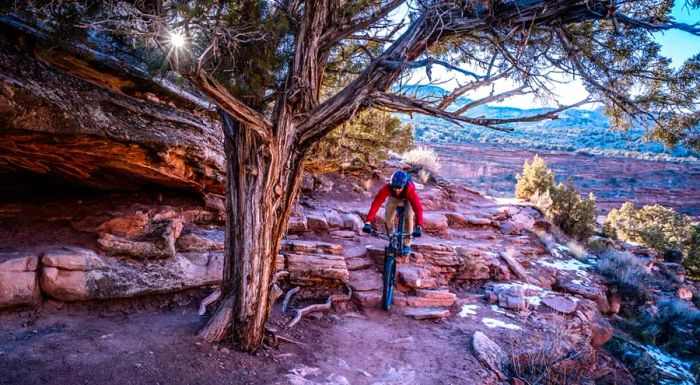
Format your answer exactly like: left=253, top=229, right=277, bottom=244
left=390, top=170, right=410, bottom=188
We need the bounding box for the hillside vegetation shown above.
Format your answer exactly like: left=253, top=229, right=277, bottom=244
left=398, top=86, right=700, bottom=162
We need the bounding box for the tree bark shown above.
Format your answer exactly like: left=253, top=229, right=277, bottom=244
left=199, top=110, right=305, bottom=351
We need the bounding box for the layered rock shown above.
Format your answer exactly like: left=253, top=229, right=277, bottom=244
left=40, top=246, right=222, bottom=301
left=0, top=252, right=40, bottom=308
left=0, top=18, right=224, bottom=193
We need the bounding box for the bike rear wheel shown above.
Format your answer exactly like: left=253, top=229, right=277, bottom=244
left=382, top=254, right=396, bottom=311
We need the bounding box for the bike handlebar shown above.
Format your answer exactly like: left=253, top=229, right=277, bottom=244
left=369, top=229, right=413, bottom=240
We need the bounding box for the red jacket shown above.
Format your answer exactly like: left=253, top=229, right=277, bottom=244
left=366, top=181, right=424, bottom=226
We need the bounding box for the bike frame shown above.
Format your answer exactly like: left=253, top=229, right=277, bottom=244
left=372, top=205, right=412, bottom=311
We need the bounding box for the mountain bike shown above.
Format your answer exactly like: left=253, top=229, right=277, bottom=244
left=371, top=205, right=412, bottom=311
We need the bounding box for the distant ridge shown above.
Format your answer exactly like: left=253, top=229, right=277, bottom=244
left=393, top=85, right=698, bottom=162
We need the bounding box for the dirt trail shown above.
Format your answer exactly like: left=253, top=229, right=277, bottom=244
left=0, top=291, right=503, bottom=385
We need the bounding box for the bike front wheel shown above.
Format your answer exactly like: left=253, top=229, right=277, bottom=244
left=382, top=256, right=396, bottom=311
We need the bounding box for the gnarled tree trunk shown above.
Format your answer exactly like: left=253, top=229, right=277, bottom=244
left=198, top=111, right=305, bottom=351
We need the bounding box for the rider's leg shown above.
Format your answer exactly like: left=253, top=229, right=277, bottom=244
left=384, top=197, right=400, bottom=233
left=403, top=202, right=414, bottom=247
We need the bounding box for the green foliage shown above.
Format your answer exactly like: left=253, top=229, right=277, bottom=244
left=605, top=203, right=693, bottom=252
left=604, top=203, right=700, bottom=276
left=516, top=156, right=596, bottom=240
left=684, top=225, right=700, bottom=279
left=307, top=109, right=413, bottom=171
left=548, top=182, right=597, bottom=241
left=515, top=155, right=554, bottom=200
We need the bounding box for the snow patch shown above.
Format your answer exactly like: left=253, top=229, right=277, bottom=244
left=490, top=305, right=507, bottom=314
left=482, top=318, right=522, bottom=330
left=535, top=256, right=591, bottom=278
left=459, top=304, right=479, bottom=317
left=645, top=346, right=696, bottom=385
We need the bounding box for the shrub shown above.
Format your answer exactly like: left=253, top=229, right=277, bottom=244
left=307, top=109, right=413, bottom=172
left=515, top=154, right=555, bottom=200
left=605, top=203, right=693, bottom=253
left=597, top=249, right=648, bottom=302
left=507, top=318, right=594, bottom=385
left=685, top=225, right=700, bottom=279
left=604, top=203, right=700, bottom=277
left=401, top=145, right=441, bottom=174
left=633, top=299, right=700, bottom=358
left=548, top=182, right=597, bottom=240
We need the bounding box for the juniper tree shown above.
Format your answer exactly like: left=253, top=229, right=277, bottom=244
left=10, top=0, right=700, bottom=350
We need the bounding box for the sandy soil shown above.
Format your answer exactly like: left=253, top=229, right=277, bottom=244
left=0, top=290, right=504, bottom=385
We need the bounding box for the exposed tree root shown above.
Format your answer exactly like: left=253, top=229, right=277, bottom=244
left=287, top=296, right=332, bottom=328
left=287, top=285, right=352, bottom=328
left=198, top=294, right=235, bottom=342
left=282, top=286, right=300, bottom=312
left=198, top=289, right=222, bottom=316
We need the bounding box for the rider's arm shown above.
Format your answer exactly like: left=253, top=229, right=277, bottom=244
left=405, top=183, right=424, bottom=226
left=366, top=184, right=391, bottom=224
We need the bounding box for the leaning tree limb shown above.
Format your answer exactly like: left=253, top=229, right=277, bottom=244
left=198, top=289, right=222, bottom=316
left=282, top=286, right=301, bottom=312
left=198, top=293, right=235, bottom=342
left=287, top=285, right=353, bottom=328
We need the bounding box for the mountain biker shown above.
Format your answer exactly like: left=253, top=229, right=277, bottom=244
left=362, top=170, right=423, bottom=255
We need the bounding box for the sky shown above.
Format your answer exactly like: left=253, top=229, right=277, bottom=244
left=399, top=2, right=700, bottom=109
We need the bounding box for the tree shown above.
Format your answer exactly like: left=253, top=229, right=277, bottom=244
left=9, top=0, right=700, bottom=351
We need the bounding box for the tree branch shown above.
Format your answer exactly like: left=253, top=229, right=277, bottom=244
left=615, top=13, right=700, bottom=36
left=295, top=0, right=610, bottom=147
left=453, top=85, right=529, bottom=115
left=438, top=70, right=512, bottom=109
left=381, top=58, right=488, bottom=81
left=370, top=91, right=591, bottom=132
left=188, top=70, right=273, bottom=141
left=318, top=0, right=405, bottom=53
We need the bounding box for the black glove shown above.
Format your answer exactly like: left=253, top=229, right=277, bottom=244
left=362, top=223, right=374, bottom=234
left=412, top=226, right=422, bottom=238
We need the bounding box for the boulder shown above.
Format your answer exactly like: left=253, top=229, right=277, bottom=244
left=176, top=228, right=225, bottom=252
left=282, top=240, right=343, bottom=255
left=677, top=287, right=694, bottom=300
left=97, top=218, right=182, bottom=259
left=40, top=247, right=223, bottom=301
left=330, top=230, right=356, bottom=239
left=467, top=216, right=493, bottom=226
left=306, top=213, right=329, bottom=232
left=541, top=296, right=578, bottom=314
left=341, top=213, right=364, bottom=233
left=454, top=247, right=491, bottom=281
left=96, top=212, right=149, bottom=237
left=444, top=212, right=468, bottom=227
left=472, top=331, right=506, bottom=379
left=324, top=211, right=344, bottom=230
left=287, top=216, right=308, bottom=233
left=393, top=293, right=456, bottom=308
left=553, top=279, right=610, bottom=314
left=345, top=257, right=374, bottom=271
left=421, top=213, right=449, bottom=234
left=352, top=290, right=382, bottom=308
left=401, top=307, right=450, bottom=320
left=0, top=252, right=40, bottom=308
left=397, top=265, right=435, bottom=289
left=349, top=269, right=382, bottom=291
left=286, top=254, right=349, bottom=286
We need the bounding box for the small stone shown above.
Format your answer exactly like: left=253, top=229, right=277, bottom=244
left=541, top=296, right=577, bottom=314
left=678, top=287, right=693, bottom=300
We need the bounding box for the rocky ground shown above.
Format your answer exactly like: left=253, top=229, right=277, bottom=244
left=6, top=162, right=695, bottom=384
